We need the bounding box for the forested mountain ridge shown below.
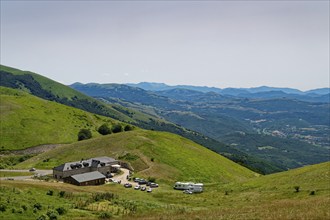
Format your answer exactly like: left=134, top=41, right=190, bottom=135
left=127, top=82, right=330, bottom=96
left=71, top=82, right=330, bottom=172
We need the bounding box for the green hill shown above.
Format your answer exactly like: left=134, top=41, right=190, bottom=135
left=16, top=129, right=256, bottom=183
left=0, top=86, right=128, bottom=150
left=239, top=161, right=330, bottom=192
left=1, top=65, right=280, bottom=174
left=0, top=65, right=135, bottom=122
left=3, top=156, right=329, bottom=220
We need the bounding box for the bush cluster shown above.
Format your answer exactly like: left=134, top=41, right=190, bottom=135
left=78, top=129, right=92, bottom=141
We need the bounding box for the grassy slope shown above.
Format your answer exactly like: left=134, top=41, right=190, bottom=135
left=156, top=162, right=330, bottom=220
left=1, top=65, right=94, bottom=100
left=2, top=162, right=329, bottom=220
left=16, top=129, right=256, bottom=183
left=0, top=86, right=125, bottom=150
left=0, top=64, right=135, bottom=122
left=1, top=65, right=281, bottom=175
left=0, top=64, right=186, bottom=126
left=240, top=161, right=330, bottom=193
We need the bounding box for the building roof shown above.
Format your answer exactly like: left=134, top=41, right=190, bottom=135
left=70, top=171, right=106, bottom=183
left=53, top=156, right=118, bottom=171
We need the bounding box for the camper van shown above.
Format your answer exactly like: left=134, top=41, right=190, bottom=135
left=174, top=182, right=203, bottom=193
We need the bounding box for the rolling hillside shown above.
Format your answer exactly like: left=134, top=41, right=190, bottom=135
left=3, top=152, right=329, bottom=220
left=0, top=86, right=126, bottom=150
left=0, top=79, right=328, bottom=219
left=1, top=65, right=279, bottom=174
left=0, top=65, right=136, bottom=123
left=16, top=129, right=256, bottom=183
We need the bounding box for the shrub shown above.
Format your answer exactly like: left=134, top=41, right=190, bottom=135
left=294, top=186, right=300, bottom=193
left=150, top=157, right=154, bottom=162
left=118, top=153, right=139, bottom=161
left=36, top=214, right=47, bottom=220
left=98, top=124, right=111, bottom=135
left=148, top=177, right=156, bottom=183
left=21, top=205, right=27, bottom=211
left=78, top=129, right=92, bottom=141
left=47, top=210, right=58, bottom=220
left=34, top=203, right=42, bottom=210
left=59, top=191, right=66, bottom=198
left=124, top=125, right=134, bottom=131
left=310, top=190, right=316, bottom=195
left=0, top=204, right=6, bottom=212
left=56, top=207, right=66, bottom=215
left=99, top=211, right=112, bottom=219
left=46, top=190, right=53, bottom=196
left=92, top=192, right=116, bottom=202
left=112, top=124, right=123, bottom=133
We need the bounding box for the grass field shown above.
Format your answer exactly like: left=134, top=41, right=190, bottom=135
left=0, top=171, right=32, bottom=177
left=1, top=162, right=329, bottom=220
left=0, top=86, right=130, bottom=151
left=16, top=129, right=255, bottom=183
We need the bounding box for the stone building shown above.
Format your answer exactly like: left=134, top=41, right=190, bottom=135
left=53, top=156, right=119, bottom=181
left=64, top=171, right=106, bottom=186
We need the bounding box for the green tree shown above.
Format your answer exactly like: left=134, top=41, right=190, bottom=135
left=124, top=125, right=134, bottom=131
left=98, top=124, right=111, bottom=135
left=78, top=129, right=92, bottom=141
left=112, top=124, right=123, bottom=133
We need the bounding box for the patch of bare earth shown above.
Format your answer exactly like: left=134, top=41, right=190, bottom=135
left=10, top=144, right=66, bottom=155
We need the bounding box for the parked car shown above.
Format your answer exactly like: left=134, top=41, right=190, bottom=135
left=29, top=168, right=36, bottom=172
left=124, top=183, right=132, bottom=188
left=109, top=178, right=118, bottom=183
left=149, top=183, right=159, bottom=188
left=141, top=186, right=146, bottom=191
left=138, top=179, right=147, bottom=185
left=134, top=185, right=141, bottom=190
left=106, top=173, right=113, bottom=178
left=147, top=188, right=152, bottom=193
left=133, top=177, right=141, bottom=182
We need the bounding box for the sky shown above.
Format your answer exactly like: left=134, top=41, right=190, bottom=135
left=1, top=1, right=329, bottom=91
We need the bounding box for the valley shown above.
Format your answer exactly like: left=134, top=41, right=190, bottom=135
left=71, top=82, right=330, bottom=172
left=0, top=65, right=329, bottom=220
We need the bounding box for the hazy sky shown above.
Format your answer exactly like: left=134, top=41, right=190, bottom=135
left=1, top=1, right=329, bottom=90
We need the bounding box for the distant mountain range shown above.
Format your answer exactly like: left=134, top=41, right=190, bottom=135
left=126, top=82, right=330, bottom=102
left=70, top=82, right=330, bottom=173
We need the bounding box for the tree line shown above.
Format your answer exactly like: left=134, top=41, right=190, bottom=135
left=78, top=123, right=134, bottom=141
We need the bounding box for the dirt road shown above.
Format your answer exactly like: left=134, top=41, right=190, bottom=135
left=0, top=169, right=52, bottom=181
left=110, top=168, right=130, bottom=184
